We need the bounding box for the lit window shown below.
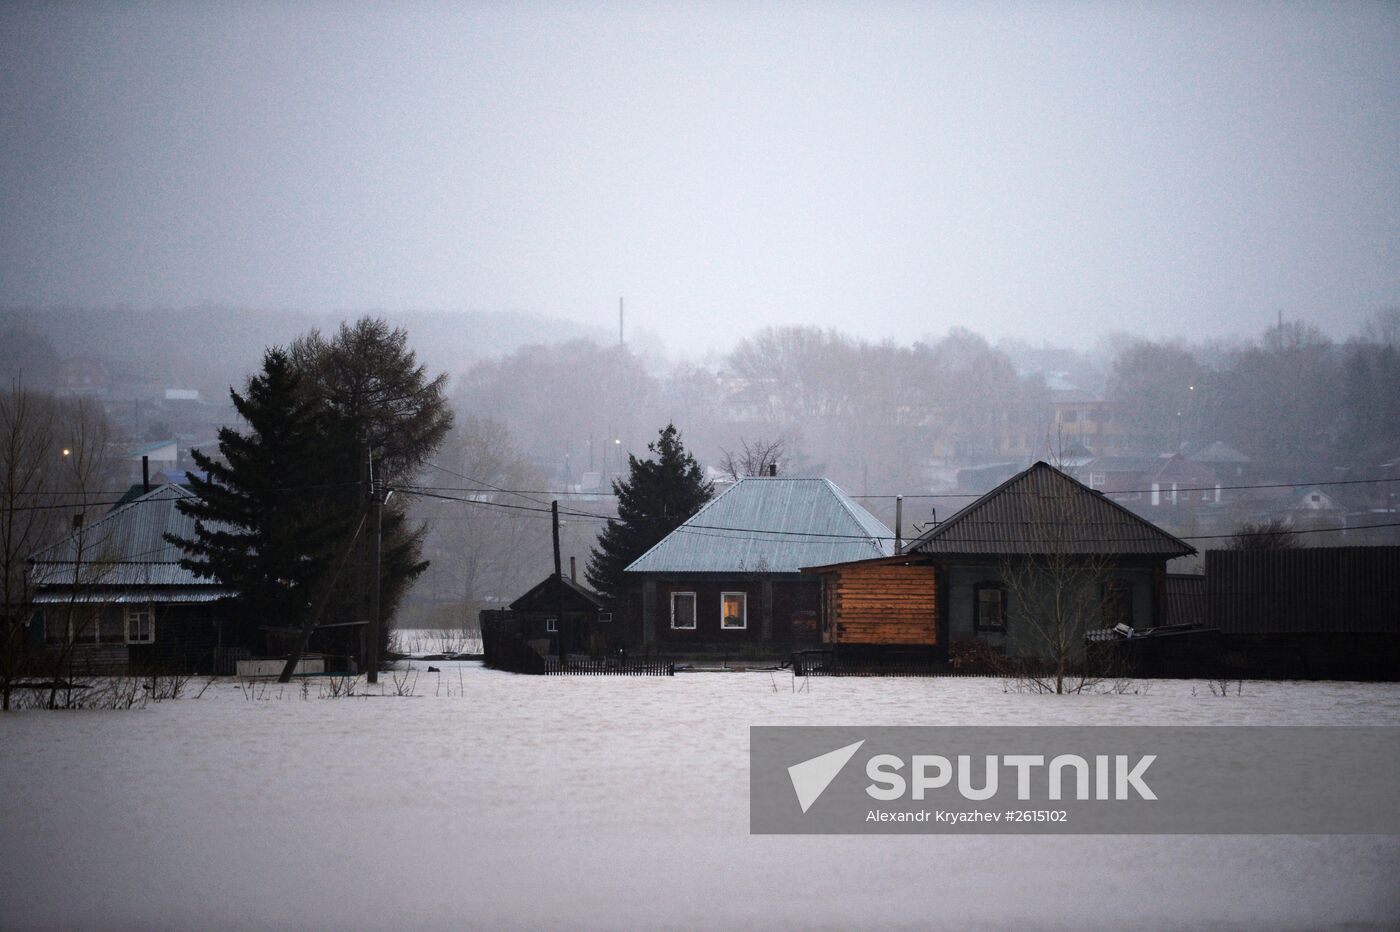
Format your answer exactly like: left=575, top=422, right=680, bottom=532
left=974, top=584, right=1005, bottom=632
left=670, top=592, right=696, bottom=629
left=721, top=591, right=747, bottom=630
left=124, top=606, right=155, bottom=644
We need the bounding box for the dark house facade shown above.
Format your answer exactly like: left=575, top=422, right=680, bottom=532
left=806, top=462, right=1196, bottom=663
left=623, top=477, right=893, bottom=657
left=508, top=573, right=611, bottom=656
left=26, top=484, right=237, bottom=675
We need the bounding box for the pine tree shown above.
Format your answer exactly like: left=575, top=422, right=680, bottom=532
left=586, top=424, right=712, bottom=599
left=167, top=349, right=353, bottom=640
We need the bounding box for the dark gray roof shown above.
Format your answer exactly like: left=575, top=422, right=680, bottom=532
left=906, top=461, right=1195, bottom=558
left=28, top=484, right=231, bottom=593
left=625, top=477, right=893, bottom=574
left=509, top=574, right=606, bottom=612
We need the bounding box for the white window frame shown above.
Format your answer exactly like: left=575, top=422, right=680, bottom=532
left=720, top=591, right=748, bottom=630
left=124, top=605, right=155, bottom=645
left=597, top=612, right=612, bottom=623
left=545, top=616, right=558, bottom=633
left=670, top=592, right=697, bottom=630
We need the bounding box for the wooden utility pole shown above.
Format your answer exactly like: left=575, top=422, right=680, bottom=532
left=278, top=508, right=369, bottom=683
left=367, top=455, right=383, bottom=684
left=552, top=499, right=565, bottom=665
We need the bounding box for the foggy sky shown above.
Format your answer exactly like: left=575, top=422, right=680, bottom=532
left=2, top=2, right=1398, bottom=354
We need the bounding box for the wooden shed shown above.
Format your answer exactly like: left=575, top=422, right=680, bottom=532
left=806, top=556, right=938, bottom=647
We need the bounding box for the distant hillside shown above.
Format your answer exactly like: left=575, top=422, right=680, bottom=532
left=0, top=306, right=607, bottom=395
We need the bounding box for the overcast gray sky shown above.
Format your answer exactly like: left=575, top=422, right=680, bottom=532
left=2, top=2, right=1397, bottom=354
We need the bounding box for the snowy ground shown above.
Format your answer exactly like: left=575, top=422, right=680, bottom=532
left=2, top=667, right=1398, bottom=930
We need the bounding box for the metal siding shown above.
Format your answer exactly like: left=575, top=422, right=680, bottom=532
left=625, top=478, right=893, bottom=574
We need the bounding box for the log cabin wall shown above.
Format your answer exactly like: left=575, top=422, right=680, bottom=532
left=634, top=574, right=821, bottom=653
left=824, top=563, right=937, bottom=645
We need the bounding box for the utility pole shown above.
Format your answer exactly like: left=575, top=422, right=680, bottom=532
left=552, top=499, right=565, bottom=666
left=367, top=451, right=383, bottom=685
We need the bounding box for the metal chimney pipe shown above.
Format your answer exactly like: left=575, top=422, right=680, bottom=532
left=142, top=455, right=150, bottom=493
left=895, top=495, right=903, bottom=553
left=569, top=556, right=577, bottom=583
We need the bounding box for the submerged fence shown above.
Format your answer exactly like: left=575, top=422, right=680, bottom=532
left=544, top=657, right=674, bottom=676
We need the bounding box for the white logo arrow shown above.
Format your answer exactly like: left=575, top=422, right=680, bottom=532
left=788, top=740, right=866, bottom=813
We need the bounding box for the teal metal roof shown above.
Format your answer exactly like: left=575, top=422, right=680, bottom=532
left=624, top=477, right=893, bottom=574
left=28, top=484, right=232, bottom=592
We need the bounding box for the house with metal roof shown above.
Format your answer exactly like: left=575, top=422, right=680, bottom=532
left=25, top=484, right=237, bottom=675
left=804, top=462, right=1196, bottom=664
left=623, top=477, right=893, bottom=655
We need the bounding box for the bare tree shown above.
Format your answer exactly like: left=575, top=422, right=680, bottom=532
left=1227, top=519, right=1301, bottom=551
left=0, top=385, right=58, bottom=710
left=29, top=399, right=120, bottom=708
left=994, top=461, right=1119, bottom=695
left=718, top=437, right=786, bottom=481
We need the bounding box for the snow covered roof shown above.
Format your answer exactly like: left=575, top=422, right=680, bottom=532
left=624, top=477, right=893, bottom=575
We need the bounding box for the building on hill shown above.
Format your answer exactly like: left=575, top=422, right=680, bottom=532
left=622, top=476, right=893, bottom=657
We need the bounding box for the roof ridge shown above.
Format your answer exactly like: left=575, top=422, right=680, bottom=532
left=908, top=461, right=1195, bottom=556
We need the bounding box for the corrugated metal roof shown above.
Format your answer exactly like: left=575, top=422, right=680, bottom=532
left=625, top=477, right=893, bottom=574
left=28, top=484, right=225, bottom=590
left=33, top=587, right=233, bottom=604
left=906, top=461, right=1195, bottom=557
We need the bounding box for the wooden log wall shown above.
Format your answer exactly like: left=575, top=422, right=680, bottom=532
left=828, top=564, right=937, bottom=645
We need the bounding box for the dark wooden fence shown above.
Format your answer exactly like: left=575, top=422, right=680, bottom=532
left=544, top=657, right=673, bottom=676
left=479, top=611, right=547, bottom=674
left=1206, top=546, right=1400, bottom=635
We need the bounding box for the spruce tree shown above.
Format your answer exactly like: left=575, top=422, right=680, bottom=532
left=586, top=424, right=712, bottom=599
left=167, top=349, right=352, bottom=640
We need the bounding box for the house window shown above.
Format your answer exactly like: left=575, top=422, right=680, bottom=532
left=670, top=592, right=697, bottom=629
left=1089, top=472, right=1106, bottom=489
left=124, top=606, right=155, bottom=644
left=721, top=591, right=747, bottom=630
left=545, top=616, right=557, bottom=633
left=974, top=584, right=1006, bottom=632
left=1101, top=581, right=1133, bottom=629
left=597, top=612, right=612, bottom=624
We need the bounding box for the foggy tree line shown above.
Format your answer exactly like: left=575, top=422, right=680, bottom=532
left=418, top=309, right=1399, bottom=615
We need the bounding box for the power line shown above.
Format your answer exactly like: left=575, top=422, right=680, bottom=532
left=397, top=473, right=1400, bottom=502
left=392, top=486, right=1400, bottom=545
left=422, top=461, right=550, bottom=507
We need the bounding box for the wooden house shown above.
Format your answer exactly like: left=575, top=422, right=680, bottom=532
left=25, top=484, right=238, bottom=675
left=804, top=462, right=1196, bottom=663
left=623, top=477, right=893, bottom=656
left=507, top=572, right=611, bottom=656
